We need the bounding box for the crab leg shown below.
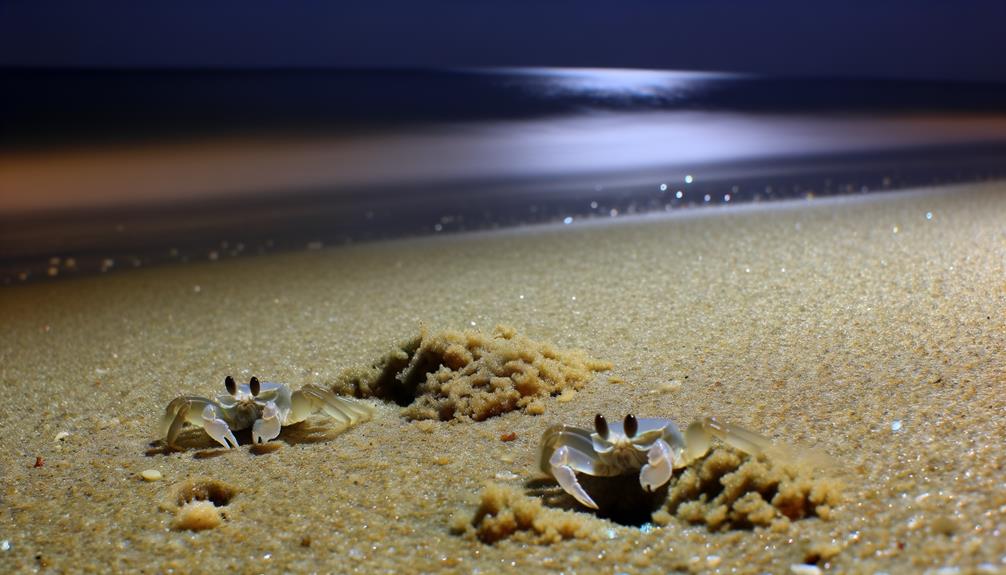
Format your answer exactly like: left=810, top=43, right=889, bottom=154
left=549, top=444, right=603, bottom=509
left=684, top=417, right=773, bottom=463
left=288, top=385, right=374, bottom=426
left=160, top=396, right=217, bottom=447
left=309, top=385, right=374, bottom=421
left=706, top=417, right=771, bottom=454
left=163, top=402, right=190, bottom=448
left=639, top=438, right=675, bottom=492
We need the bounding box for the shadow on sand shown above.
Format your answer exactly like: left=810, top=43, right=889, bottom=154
left=144, top=416, right=356, bottom=458
left=524, top=474, right=667, bottom=527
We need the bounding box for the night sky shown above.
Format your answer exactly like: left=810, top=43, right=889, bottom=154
left=2, top=0, right=1005, bottom=83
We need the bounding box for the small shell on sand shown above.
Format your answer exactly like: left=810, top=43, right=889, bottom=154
left=172, top=501, right=222, bottom=531
left=139, top=469, right=162, bottom=482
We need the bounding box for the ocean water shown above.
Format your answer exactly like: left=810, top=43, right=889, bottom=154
left=2, top=68, right=1006, bottom=283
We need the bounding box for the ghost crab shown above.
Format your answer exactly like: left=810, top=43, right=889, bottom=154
left=160, top=376, right=374, bottom=449
left=539, top=414, right=771, bottom=510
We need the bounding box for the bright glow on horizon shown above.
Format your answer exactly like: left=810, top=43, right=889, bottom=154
left=499, top=67, right=731, bottom=101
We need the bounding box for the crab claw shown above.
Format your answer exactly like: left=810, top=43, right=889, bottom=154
left=639, top=437, right=674, bottom=492
left=252, top=401, right=282, bottom=444
left=549, top=445, right=601, bottom=509
left=202, top=405, right=240, bottom=449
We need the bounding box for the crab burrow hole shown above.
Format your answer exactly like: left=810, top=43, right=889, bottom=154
left=164, top=478, right=237, bottom=531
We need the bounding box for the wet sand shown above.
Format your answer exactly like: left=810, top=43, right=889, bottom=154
left=2, top=183, right=1005, bottom=574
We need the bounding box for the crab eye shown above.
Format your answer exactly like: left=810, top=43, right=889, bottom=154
left=224, top=375, right=236, bottom=396
left=594, top=414, right=609, bottom=439
left=249, top=376, right=261, bottom=397
left=623, top=414, right=638, bottom=438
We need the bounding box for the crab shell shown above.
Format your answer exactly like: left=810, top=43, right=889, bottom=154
left=539, top=417, right=686, bottom=475
left=592, top=417, right=688, bottom=470
left=213, top=380, right=293, bottom=431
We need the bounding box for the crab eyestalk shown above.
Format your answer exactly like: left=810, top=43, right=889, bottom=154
left=623, top=414, right=638, bottom=438
left=249, top=376, right=261, bottom=397
left=594, top=414, right=609, bottom=439
left=224, top=375, right=237, bottom=396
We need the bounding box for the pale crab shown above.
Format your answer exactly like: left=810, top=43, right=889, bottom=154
left=539, top=414, right=770, bottom=509
left=160, top=376, right=374, bottom=449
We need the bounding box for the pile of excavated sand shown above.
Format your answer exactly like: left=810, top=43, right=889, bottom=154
left=655, top=447, right=842, bottom=531
left=331, top=324, right=612, bottom=421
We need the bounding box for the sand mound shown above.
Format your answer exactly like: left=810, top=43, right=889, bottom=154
left=332, top=325, right=612, bottom=421
left=160, top=478, right=237, bottom=531
left=456, top=446, right=839, bottom=545
left=172, top=501, right=223, bottom=531
left=653, top=447, right=842, bottom=531
left=452, top=483, right=602, bottom=544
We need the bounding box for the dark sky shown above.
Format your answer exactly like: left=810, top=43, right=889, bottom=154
left=1, top=0, right=1005, bottom=82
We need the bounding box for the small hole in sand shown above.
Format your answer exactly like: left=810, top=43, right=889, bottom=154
left=174, top=478, right=237, bottom=508
left=531, top=474, right=666, bottom=527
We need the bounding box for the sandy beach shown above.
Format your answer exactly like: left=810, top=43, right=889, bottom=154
left=2, top=183, right=1005, bottom=574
